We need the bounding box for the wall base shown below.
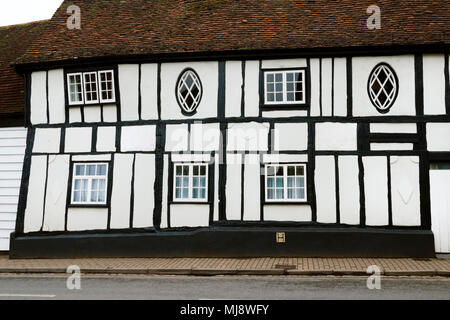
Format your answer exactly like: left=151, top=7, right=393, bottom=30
left=10, top=227, right=435, bottom=259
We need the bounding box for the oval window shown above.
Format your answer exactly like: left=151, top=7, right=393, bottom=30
left=367, top=63, right=399, bottom=114
left=176, top=69, right=202, bottom=115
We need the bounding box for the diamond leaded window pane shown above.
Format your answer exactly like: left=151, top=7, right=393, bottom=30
left=368, top=63, right=399, bottom=113
left=176, top=69, right=202, bottom=115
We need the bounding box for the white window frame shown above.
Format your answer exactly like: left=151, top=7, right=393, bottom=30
left=67, top=70, right=116, bottom=105
left=98, top=70, right=116, bottom=104
left=67, top=72, right=84, bottom=105
left=173, top=163, right=209, bottom=203
left=71, top=162, right=109, bottom=205
left=83, top=71, right=99, bottom=104
left=265, top=163, right=307, bottom=202
left=264, top=69, right=306, bottom=105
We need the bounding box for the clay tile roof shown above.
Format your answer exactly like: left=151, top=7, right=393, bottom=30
left=0, top=20, right=48, bottom=117
left=15, top=0, right=450, bottom=67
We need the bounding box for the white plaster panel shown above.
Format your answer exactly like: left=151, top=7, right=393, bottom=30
left=427, top=123, right=450, bottom=151
left=133, top=154, right=155, bottom=228
left=227, top=122, right=269, bottom=151
left=42, top=155, right=69, bottom=232
left=96, top=127, right=116, bottom=152
left=261, top=110, right=308, bottom=118
left=119, top=64, right=139, bottom=121
left=390, top=156, right=421, bottom=226
left=141, top=63, right=159, bottom=120
left=170, top=204, right=210, bottom=228
left=309, top=58, right=321, bottom=117
left=33, top=128, right=61, bottom=153
left=65, top=127, right=92, bottom=153
left=370, top=123, right=417, bottom=133
left=423, top=54, right=446, bottom=115
left=244, top=60, right=260, bottom=117
left=315, top=156, right=336, bottom=223
left=67, top=208, right=108, bottom=231
left=84, top=106, right=102, bottom=123
left=370, top=143, right=414, bottom=151
left=363, top=156, right=389, bottom=226
left=353, top=55, right=415, bottom=116
left=30, top=71, right=47, bottom=125
left=263, top=154, right=308, bottom=163
left=261, top=58, right=307, bottom=69
left=47, top=69, right=65, bottom=124
left=321, top=58, right=333, bottom=117
left=110, top=154, right=133, bottom=229
left=338, top=156, right=360, bottom=225
left=121, top=125, right=156, bottom=152
left=161, top=61, right=218, bottom=120
left=243, top=154, right=260, bottom=221
left=69, top=107, right=82, bottom=123
left=72, top=154, right=111, bottom=161
left=333, top=57, right=347, bottom=117
left=160, top=154, right=169, bottom=229
left=171, top=153, right=211, bottom=163
left=315, top=123, right=357, bottom=151
left=225, top=61, right=242, bottom=118
left=226, top=153, right=242, bottom=221
left=102, top=105, right=117, bottom=122
left=166, top=124, right=189, bottom=152
left=23, top=156, right=47, bottom=233
left=264, top=205, right=311, bottom=222
left=190, top=123, right=220, bottom=151
left=273, top=123, right=308, bottom=151
left=213, top=153, right=219, bottom=221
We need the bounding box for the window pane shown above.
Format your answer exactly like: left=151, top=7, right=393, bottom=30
left=87, top=165, right=96, bottom=175
left=175, top=188, right=182, bottom=199
left=183, top=177, right=189, bottom=187
left=176, top=177, right=182, bottom=188
left=267, top=166, right=275, bottom=176
left=97, top=165, right=107, bottom=176
left=286, top=73, right=294, bottom=81
left=276, top=177, right=283, bottom=188
left=267, top=189, right=274, bottom=199
left=296, top=188, right=305, bottom=200
left=287, top=166, right=295, bottom=175
left=91, top=191, right=98, bottom=202
left=92, top=179, right=98, bottom=190
left=74, top=179, right=81, bottom=190
left=275, top=83, right=283, bottom=92
left=267, top=177, right=274, bottom=188
left=287, top=177, right=295, bottom=188
left=276, top=166, right=284, bottom=176
left=182, top=188, right=189, bottom=198
left=287, top=92, right=295, bottom=101
left=193, top=177, right=199, bottom=187
left=267, top=93, right=274, bottom=102
left=200, top=189, right=206, bottom=199
left=276, top=189, right=283, bottom=199
left=75, top=165, right=85, bottom=176
left=81, top=191, right=87, bottom=202
left=200, top=166, right=206, bottom=176
left=296, top=177, right=305, bottom=188
left=286, top=82, right=294, bottom=91
left=275, top=73, right=282, bottom=82
left=200, top=177, right=206, bottom=187
left=267, top=74, right=274, bottom=82
left=99, top=179, right=106, bottom=191
left=267, top=83, right=274, bottom=92
left=193, top=188, right=199, bottom=199
left=73, top=191, right=80, bottom=202
left=183, top=166, right=189, bottom=176
left=193, top=166, right=199, bottom=175
left=176, top=166, right=182, bottom=175
left=287, top=188, right=295, bottom=199
left=98, top=191, right=106, bottom=203
left=276, top=93, right=283, bottom=101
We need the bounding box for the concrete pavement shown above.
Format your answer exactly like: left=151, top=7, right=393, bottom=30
left=1, top=255, right=450, bottom=276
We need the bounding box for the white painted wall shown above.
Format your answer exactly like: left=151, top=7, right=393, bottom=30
left=96, top=127, right=116, bottom=152
left=243, top=154, right=260, bottom=221
left=273, top=123, right=308, bottom=151
left=352, top=55, right=415, bottom=117
left=84, top=106, right=102, bottom=123
left=30, top=71, right=47, bottom=125
left=170, top=204, right=209, bottom=228
left=227, top=122, right=269, bottom=151
left=121, top=125, right=156, bottom=152
left=110, top=153, right=133, bottom=229
left=133, top=153, right=155, bottom=228
left=371, top=143, right=414, bottom=151
left=264, top=205, right=311, bottom=222
left=69, top=107, right=82, bottom=123
left=390, top=156, right=421, bottom=226
left=65, top=127, right=92, bottom=153
left=315, top=156, right=336, bottom=223
left=160, top=154, right=169, bottom=229
left=166, top=124, right=189, bottom=152
left=321, top=58, right=333, bottom=117
left=141, top=63, right=159, bottom=120
left=333, top=57, right=347, bottom=117
left=48, top=69, right=65, bottom=124
left=67, top=207, right=108, bottom=231
left=263, top=154, right=308, bottom=163
left=338, top=156, right=360, bottom=225
left=190, top=123, right=220, bottom=152
left=161, top=61, right=218, bottom=120
left=0, top=128, right=26, bottom=250
left=244, top=61, right=260, bottom=117
left=423, top=54, right=446, bottom=115
left=103, top=105, right=117, bottom=122
left=42, top=155, right=69, bottom=232
left=316, top=123, right=357, bottom=151
left=363, top=156, right=389, bottom=226
left=119, top=64, right=140, bottom=121
left=226, top=153, right=242, bottom=221
left=261, top=58, right=307, bottom=69
left=225, top=61, right=242, bottom=118
left=309, top=58, right=321, bottom=117
left=427, top=123, right=450, bottom=151
left=23, top=155, right=47, bottom=233
left=33, top=128, right=60, bottom=154
left=370, top=123, right=417, bottom=133
left=430, top=169, right=450, bottom=253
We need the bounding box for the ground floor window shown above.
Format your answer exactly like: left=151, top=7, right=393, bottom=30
left=265, top=164, right=307, bottom=202
left=173, top=163, right=208, bottom=202
left=71, top=163, right=108, bottom=205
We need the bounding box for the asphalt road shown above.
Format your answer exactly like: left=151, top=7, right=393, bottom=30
left=0, top=274, right=448, bottom=300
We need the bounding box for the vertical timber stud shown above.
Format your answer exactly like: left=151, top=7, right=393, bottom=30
left=357, top=123, right=369, bottom=227
left=153, top=123, right=165, bottom=229
left=218, top=61, right=227, bottom=221
left=445, top=53, right=450, bottom=115
left=307, top=122, right=317, bottom=222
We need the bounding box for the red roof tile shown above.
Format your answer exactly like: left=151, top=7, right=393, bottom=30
left=15, top=0, right=450, bottom=67
left=0, top=21, right=48, bottom=117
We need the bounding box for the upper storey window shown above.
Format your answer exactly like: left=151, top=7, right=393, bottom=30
left=176, top=68, right=203, bottom=115
left=264, top=69, right=306, bottom=106
left=67, top=70, right=116, bottom=106
left=368, top=63, right=399, bottom=114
